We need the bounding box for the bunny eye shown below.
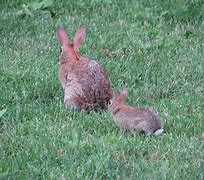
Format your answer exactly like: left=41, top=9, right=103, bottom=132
left=108, top=100, right=112, bottom=105
left=60, top=46, right=63, bottom=53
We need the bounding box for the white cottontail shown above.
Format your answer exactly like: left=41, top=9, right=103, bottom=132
left=108, top=88, right=164, bottom=136
left=56, top=26, right=112, bottom=111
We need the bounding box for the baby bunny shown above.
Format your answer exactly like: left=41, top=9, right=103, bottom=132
left=108, top=89, right=164, bottom=136
left=56, top=26, right=112, bottom=111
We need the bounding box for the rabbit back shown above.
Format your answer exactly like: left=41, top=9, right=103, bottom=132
left=112, top=107, right=163, bottom=135
left=60, top=58, right=112, bottom=111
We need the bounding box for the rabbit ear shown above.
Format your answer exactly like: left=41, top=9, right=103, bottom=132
left=56, top=26, right=70, bottom=46
left=73, top=27, right=86, bottom=50
left=118, top=88, right=128, bottom=102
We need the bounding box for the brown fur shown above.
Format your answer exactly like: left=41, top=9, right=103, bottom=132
left=108, top=88, right=163, bottom=135
left=56, top=27, right=112, bottom=111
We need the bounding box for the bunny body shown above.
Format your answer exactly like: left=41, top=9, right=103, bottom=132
left=108, top=89, right=163, bottom=135
left=56, top=27, right=112, bottom=111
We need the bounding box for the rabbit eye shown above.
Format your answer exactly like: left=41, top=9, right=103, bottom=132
left=60, top=46, right=63, bottom=53
left=108, top=100, right=112, bottom=105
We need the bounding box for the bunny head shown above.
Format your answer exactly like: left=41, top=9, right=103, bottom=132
left=108, top=88, right=128, bottom=114
left=56, top=26, right=86, bottom=63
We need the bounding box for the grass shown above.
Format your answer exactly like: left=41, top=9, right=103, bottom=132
left=0, top=0, right=204, bottom=179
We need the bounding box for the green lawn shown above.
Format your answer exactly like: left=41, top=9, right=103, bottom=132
left=0, top=0, right=204, bottom=179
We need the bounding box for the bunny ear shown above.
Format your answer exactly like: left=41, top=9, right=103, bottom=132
left=73, top=27, right=86, bottom=50
left=56, top=26, right=70, bottom=46
left=118, top=88, right=128, bottom=102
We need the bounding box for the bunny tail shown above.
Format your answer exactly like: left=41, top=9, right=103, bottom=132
left=153, top=128, right=164, bottom=136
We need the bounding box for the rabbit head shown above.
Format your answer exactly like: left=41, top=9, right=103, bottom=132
left=56, top=26, right=86, bottom=63
left=108, top=88, right=128, bottom=114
